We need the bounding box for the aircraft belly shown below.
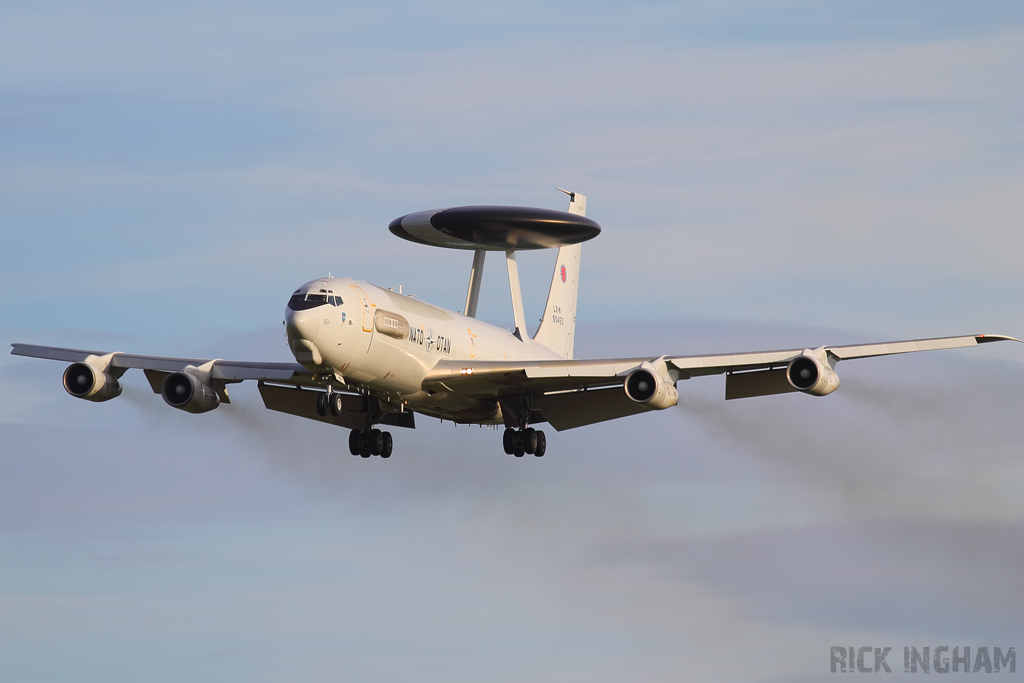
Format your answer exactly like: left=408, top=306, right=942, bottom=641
left=408, top=393, right=502, bottom=423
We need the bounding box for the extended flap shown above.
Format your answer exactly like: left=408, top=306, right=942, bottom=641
left=257, top=384, right=415, bottom=430
left=533, top=387, right=652, bottom=431
left=725, top=369, right=797, bottom=400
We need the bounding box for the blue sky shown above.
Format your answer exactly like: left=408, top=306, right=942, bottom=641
left=1, top=2, right=1022, bottom=681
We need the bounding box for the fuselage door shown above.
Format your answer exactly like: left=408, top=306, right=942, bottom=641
left=350, top=285, right=373, bottom=332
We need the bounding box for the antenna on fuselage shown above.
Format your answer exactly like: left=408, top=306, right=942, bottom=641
left=386, top=194, right=601, bottom=338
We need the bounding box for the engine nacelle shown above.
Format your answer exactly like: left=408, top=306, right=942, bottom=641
left=63, top=361, right=122, bottom=402
left=786, top=355, right=840, bottom=396
left=161, top=371, right=221, bottom=414
left=624, top=364, right=679, bottom=410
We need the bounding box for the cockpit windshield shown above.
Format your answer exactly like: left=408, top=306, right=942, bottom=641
left=287, top=289, right=343, bottom=311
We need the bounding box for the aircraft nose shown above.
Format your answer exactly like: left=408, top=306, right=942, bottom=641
left=285, top=309, right=325, bottom=367
left=285, top=309, right=320, bottom=341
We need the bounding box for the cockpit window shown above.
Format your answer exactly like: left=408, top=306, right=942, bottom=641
left=328, top=295, right=343, bottom=306
left=287, top=292, right=331, bottom=311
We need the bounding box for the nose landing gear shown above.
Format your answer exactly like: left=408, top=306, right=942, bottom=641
left=316, top=392, right=328, bottom=416
left=502, top=427, right=547, bottom=457
left=315, top=390, right=344, bottom=417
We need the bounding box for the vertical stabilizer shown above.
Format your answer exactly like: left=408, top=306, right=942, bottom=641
left=532, top=191, right=585, bottom=359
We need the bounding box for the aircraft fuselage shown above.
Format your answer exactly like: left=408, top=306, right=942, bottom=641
left=284, top=277, right=561, bottom=423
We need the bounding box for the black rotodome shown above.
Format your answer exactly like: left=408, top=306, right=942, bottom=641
left=389, top=205, right=601, bottom=250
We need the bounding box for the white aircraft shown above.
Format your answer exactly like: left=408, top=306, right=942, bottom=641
left=11, top=190, right=1020, bottom=459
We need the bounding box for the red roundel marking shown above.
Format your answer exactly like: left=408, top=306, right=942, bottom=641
left=560, top=265, right=567, bottom=283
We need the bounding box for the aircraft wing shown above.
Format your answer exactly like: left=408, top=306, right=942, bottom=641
left=667, top=333, right=1016, bottom=376
left=8, top=343, right=422, bottom=430
left=424, top=333, right=1017, bottom=393
left=423, top=333, right=1020, bottom=430
left=10, top=344, right=311, bottom=383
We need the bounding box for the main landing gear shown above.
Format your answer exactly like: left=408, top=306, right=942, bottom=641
left=502, top=427, right=546, bottom=457
left=349, top=428, right=393, bottom=459
left=317, top=389, right=394, bottom=459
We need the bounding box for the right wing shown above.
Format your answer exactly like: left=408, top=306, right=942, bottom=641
left=10, top=344, right=311, bottom=383
left=9, top=343, right=414, bottom=429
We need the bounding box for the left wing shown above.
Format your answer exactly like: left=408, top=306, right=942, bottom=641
left=423, top=333, right=1021, bottom=430
left=425, top=334, right=1018, bottom=393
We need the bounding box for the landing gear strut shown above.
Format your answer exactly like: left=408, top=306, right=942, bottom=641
left=349, top=428, right=393, bottom=458
left=502, top=427, right=547, bottom=457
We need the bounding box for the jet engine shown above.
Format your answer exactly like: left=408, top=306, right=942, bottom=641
left=624, top=363, right=679, bottom=410
left=161, top=371, right=221, bottom=414
left=786, top=354, right=840, bottom=396
left=63, top=361, right=122, bottom=402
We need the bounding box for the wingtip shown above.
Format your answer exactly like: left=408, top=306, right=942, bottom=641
left=975, top=334, right=1023, bottom=344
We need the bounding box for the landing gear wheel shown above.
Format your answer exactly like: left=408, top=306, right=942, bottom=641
left=329, top=392, right=343, bottom=417
left=380, top=432, right=393, bottom=459
left=513, top=432, right=525, bottom=457
left=533, top=430, right=546, bottom=457
left=349, top=429, right=362, bottom=456
left=359, top=432, right=372, bottom=458
left=368, top=429, right=384, bottom=456
left=522, top=428, right=537, bottom=455
left=502, top=428, right=516, bottom=455
left=315, top=392, right=328, bottom=417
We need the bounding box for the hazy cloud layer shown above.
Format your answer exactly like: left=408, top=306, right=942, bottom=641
left=4, top=321, right=1022, bottom=681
